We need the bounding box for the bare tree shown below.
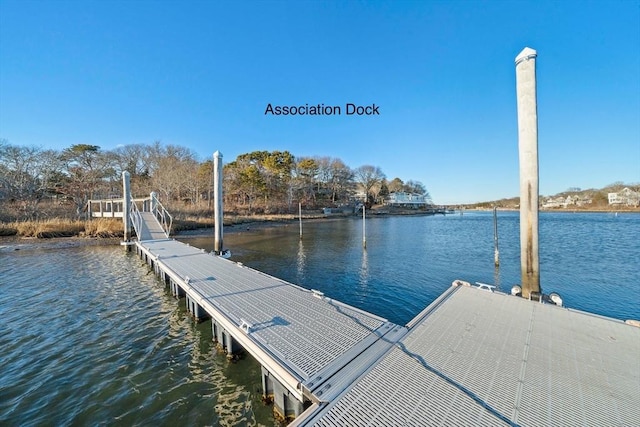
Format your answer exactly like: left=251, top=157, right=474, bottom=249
left=58, top=144, right=114, bottom=217
left=327, top=158, right=354, bottom=203
left=0, top=142, right=61, bottom=219
left=354, top=165, right=385, bottom=203
left=294, top=157, right=319, bottom=205
left=388, top=177, right=404, bottom=193
left=148, top=142, right=199, bottom=203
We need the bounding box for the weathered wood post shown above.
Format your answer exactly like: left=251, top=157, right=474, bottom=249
left=515, top=47, right=540, bottom=298
left=122, top=171, right=132, bottom=249
left=213, top=151, right=224, bottom=255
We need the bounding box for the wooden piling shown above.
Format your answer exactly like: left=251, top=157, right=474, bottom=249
left=515, top=47, right=541, bottom=298
left=122, top=171, right=132, bottom=248
left=213, top=151, right=224, bottom=255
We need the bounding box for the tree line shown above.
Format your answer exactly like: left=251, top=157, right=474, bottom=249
left=0, top=139, right=431, bottom=220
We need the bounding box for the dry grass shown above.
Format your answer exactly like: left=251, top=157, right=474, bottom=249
left=83, top=218, right=124, bottom=238
left=0, top=209, right=328, bottom=239
left=0, top=218, right=122, bottom=238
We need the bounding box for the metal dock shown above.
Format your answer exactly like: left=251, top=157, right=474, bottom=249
left=124, top=193, right=405, bottom=418
left=291, top=284, right=640, bottom=426
left=115, top=187, right=639, bottom=425
left=135, top=237, right=404, bottom=416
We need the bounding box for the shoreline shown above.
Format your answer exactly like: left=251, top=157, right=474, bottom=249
left=2, top=208, right=637, bottom=252
left=0, top=218, right=311, bottom=252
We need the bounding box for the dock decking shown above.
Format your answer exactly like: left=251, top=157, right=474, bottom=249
left=291, top=284, right=640, bottom=426
left=134, top=233, right=405, bottom=415
left=126, top=208, right=640, bottom=425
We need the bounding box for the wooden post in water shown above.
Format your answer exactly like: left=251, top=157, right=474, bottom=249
left=299, top=202, right=303, bottom=239
left=493, top=206, right=500, bottom=267
left=362, top=205, right=367, bottom=249
left=122, top=171, right=132, bottom=248
left=213, top=151, right=224, bottom=255
left=515, top=47, right=540, bottom=298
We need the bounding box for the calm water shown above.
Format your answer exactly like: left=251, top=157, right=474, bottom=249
left=1, top=211, right=638, bottom=425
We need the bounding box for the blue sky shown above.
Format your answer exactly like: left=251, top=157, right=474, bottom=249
left=1, top=0, right=638, bottom=204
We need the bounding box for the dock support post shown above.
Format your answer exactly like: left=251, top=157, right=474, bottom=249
left=169, top=279, right=185, bottom=298
left=186, top=294, right=209, bottom=321
left=261, top=366, right=274, bottom=400
left=264, top=368, right=304, bottom=421
left=122, top=171, right=132, bottom=250
left=213, top=151, right=224, bottom=255
left=515, top=47, right=540, bottom=298
left=493, top=206, right=500, bottom=267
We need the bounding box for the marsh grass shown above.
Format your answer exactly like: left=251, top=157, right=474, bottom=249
left=0, top=208, right=328, bottom=239
left=0, top=218, right=123, bottom=238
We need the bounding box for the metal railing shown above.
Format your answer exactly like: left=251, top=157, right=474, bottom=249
left=150, top=192, right=172, bottom=237
left=129, top=196, right=144, bottom=239
left=89, top=193, right=172, bottom=240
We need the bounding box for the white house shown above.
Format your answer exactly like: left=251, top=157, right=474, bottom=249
left=386, top=192, right=429, bottom=207
left=608, top=188, right=640, bottom=206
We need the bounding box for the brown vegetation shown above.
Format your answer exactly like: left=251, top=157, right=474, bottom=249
left=0, top=218, right=122, bottom=238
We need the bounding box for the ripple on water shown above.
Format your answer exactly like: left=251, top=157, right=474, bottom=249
left=0, top=245, right=272, bottom=426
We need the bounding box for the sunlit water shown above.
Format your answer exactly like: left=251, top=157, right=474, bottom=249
left=0, top=246, right=272, bottom=426
left=1, top=211, right=638, bottom=425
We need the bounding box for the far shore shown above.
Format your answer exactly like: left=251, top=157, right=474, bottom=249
left=2, top=207, right=637, bottom=253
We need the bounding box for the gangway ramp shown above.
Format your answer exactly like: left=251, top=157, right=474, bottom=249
left=136, top=211, right=169, bottom=241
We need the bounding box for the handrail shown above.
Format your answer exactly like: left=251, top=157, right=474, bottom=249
left=151, top=193, right=173, bottom=237
left=89, top=193, right=172, bottom=239
left=129, top=196, right=143, bottom=239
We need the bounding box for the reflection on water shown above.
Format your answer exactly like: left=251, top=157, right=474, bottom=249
left=1, top=211, right=638, bottom=426
left=493, top=266, right=501, bottom=291
left=359, top=248, right=369, bottom=288
left=217, top=212, right=640, bottom=324
left=0, top=245, right=273, bottom=426
left=296, top=240, right=306, bottom=284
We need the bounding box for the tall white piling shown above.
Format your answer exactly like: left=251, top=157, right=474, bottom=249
left=362, top=205, right=367, bottom=249
left=299, top=202, right=303, bottom=239
left=493, top=206, right=500, bottom=267
left=515, top=47, right=540, bottom=298
left=213, top=151, right=224, bottom=255
left=122, top=171, right=132, bottom=248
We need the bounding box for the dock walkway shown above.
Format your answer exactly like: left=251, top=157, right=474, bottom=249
left=132, top=214, right=405, bottom=416
left=126, top=205, right=639, bottom=425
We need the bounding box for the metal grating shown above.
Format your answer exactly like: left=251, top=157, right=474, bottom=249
left=297, top=285, right=640, bottom=426
left=139, top=239, right=388, bottom=380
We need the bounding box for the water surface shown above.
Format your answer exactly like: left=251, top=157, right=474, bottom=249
left=1, top=211, right=638, bottom=425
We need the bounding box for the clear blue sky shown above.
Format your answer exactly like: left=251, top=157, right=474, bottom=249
left=1, top=0, right=638, bottom=204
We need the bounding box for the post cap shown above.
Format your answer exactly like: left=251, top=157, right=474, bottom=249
left=515, top=47, right=537, bottom=65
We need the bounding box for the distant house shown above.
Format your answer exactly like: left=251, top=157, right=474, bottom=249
left=386, top=192, right=429, bottom=208
left=353, top=190, right=368, bottom=202
left=542, top=195, right=593, bottom=209
left=542, top=196, right=565, bottom=209
left=608, top=188, right=640, bottom=206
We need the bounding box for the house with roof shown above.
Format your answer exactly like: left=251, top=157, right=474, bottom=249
left=385, top=192, right=429, bottom=208
left=608, top=187, right=640, bottom=206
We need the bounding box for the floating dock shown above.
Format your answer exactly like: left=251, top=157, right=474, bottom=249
left=125, top=207, right=639, bottom=425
